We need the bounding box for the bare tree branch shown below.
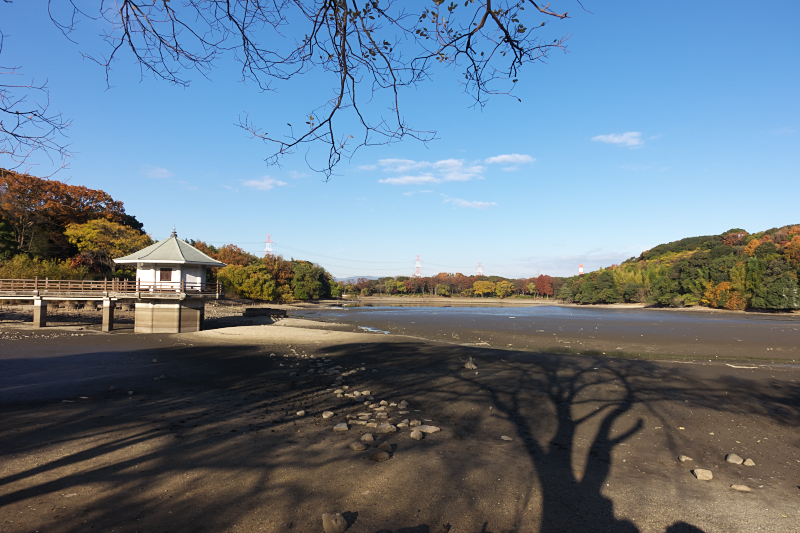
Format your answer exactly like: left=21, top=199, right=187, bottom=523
left=0, top=30, right=72, bottom=174
left=38, top=0, right=576, bottom=178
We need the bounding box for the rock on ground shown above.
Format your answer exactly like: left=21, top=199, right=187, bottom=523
left=322, top=512, right=348, bottom=533
left=410, top=430, right=423, bottom=440
left=377, top=442, right=392, bottom=453
left=370, top=450, right=390, bottom=462
left=678, top=455, right=693, bottom=462
left=692, top=469, right=713, bottom=481
left=500, top=436, right=512, bottom=441
left=731, top=484, right=751, bottom=492
left=348, top=441, right=367, bottom=451
left=725, top=453, right=744, bottom=465
left=417, top=425, right=441, bottom=434
left=333, top=423, right=348, bottom=432
left=322, top=411, right=334, bottom=419
left=743, top=458, right=756, bottom=466
left=375, top=423, right=397, bottom=434
left=360, top=433, right=374, bottom=443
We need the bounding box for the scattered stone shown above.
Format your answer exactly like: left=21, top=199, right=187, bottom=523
left=410, top=420, right=421, bottom=427
left=417, top=425, right=441, bottom=434
left=366, top=422, right=377, bottom=428
left=362, top=391, right=371, bottom=396
left=731, top=484, right=751, bottom=492
left=389, top=402, right=397, bottom=407
left=380, top=400, right=388, bottom=406
left=367, top=396, right=374, bottom=401
left=322, top=512, right=348, bottom=533
left=464, top=356, right=477, bottom=370
left=376, top=412, right=388, bottom=419
left=334, top=389, right=344, bottom=394
left=344, top=393, right=355, bottom=398
left=353, top=391, right=362, bottom=397
left=361, top=433, right=374, bottom=443
left=336, top=394, right=343, bottom=398
left=398, top=400, right=409, bottom=408
left=152, top=358, right=159, bottom=363
left=376, top=441, right=393, bottom=453
left=397, top=421, right=409, bottom=428
left=342, top=385, right=349, bottom=390
left=678, top=455, right=693, bottom=462
left=296, top=410, right=305, bottom=416
left=375, top=423, right=397, bottom=434
left=352, top=420, right=367, bottom=425
left=61, top=399, right=75, bottom=403
left=398, top=410, right=410, bottom=415
left=692, top=469, right=713, bottom=481
left=322, top=411, right=335, bottom=419
left=370, top=450, right=390, bottom=462
left=500, top=436, right=513, bottom=441
left=743, top=458, right=756, bottom=466
left=726, top=453, right=744, bottom=465
left=349, top=441, right=368, bottom=451
left=333, top=423, right=349, bottom=432
left=289, top=372, right=297, bottom=377
left=410, top=430, right=424, bottom=440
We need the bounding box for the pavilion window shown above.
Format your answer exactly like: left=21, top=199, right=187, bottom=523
left=159, top=268, right=173, bottom=282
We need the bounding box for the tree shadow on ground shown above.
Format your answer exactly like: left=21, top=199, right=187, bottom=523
left=0, top=336, right=797, bottom=532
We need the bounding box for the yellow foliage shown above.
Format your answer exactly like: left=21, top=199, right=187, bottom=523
left=65, top=219, right=153, bottom=259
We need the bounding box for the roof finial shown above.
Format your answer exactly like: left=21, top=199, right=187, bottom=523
left=171, top=226, right=177, bottom=238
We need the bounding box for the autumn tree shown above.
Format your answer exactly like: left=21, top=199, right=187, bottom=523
left=473, top=280, right=496, bottom=297
left=65, top=219, right=153, bottom=272
left=495, top=280, right=514, bottom=298
left=535, top=274, right=554, bottom=297
left=27, top=1, right=575, bottom=177
left=0, top=168, right=141, bottom=258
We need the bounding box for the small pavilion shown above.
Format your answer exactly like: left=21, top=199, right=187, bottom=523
left=114, top=229, right=225, bottom=333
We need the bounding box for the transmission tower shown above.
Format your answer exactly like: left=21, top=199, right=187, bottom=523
left=413, top=255, right=422, bottom=278
left=264, top=234, right=274, bottom=257
left=477, top=262, right=484, bottom=276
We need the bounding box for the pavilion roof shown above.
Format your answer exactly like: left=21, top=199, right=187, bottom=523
left=114, top=230, right=225, bottom=267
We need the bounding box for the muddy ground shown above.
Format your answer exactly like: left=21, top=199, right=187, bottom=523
left=0, top=312, right=798, bottom=533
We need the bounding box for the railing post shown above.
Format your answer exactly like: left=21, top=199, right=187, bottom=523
left=34, top=277, right=38, bottom=290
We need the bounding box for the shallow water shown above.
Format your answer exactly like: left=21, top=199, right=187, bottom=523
left=300, top=305, right=800, bottom=360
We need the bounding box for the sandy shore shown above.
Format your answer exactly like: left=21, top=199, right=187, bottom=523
left=1, top=317, right=798, bottom=533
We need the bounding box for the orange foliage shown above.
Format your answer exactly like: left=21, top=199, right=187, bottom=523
left=703, top=282, right=746, bottom=310
left=1, top=168, right=131, bottom=254
left=784, top=235, right=800, bottom=265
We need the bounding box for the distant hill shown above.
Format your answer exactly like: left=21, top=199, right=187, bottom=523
left=557, top=224, right=799, bottom=310
left=334, top=276, right=380, bottom=283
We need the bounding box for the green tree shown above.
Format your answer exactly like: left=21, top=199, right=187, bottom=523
left=495, top=280, right=514, bottom=298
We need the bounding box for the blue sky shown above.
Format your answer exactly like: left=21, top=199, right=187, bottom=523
left=2, top=1, right=798, bottom=278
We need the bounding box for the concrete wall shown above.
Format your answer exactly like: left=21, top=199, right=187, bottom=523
left=134, top=299, right=205, bottom=333
left=136, top=263, right=206, bottom=290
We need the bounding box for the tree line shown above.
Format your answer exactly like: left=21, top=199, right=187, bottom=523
left=342, top=273, right=558, bottom=299
left=0, top=169, right=339, bottom=302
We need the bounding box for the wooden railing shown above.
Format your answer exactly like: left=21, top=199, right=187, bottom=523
left=0, top=278, right=222, bottom=295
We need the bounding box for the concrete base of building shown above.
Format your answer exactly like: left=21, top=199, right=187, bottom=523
left=134, top=299, right=205, bottom=333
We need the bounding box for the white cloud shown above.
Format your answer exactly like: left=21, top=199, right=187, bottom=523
left=379, top=175, right=439, bottom=185
left=242, top=176, right=288, bottom=190
left=518, top=248, right=639, bottom=277
left=592, top=132, right=644, bottom=147
left=377, top=159, right=432, bottom=173
left=358, top=164, right=377, bottom=171
left=485, top=153, right=535, bottom=165
left=376, top=158, right=484, bottom=184
left=289, top=170, right=309, bottom=179
left=444, top=196, right=497, bottom=209
left=142, top=165, right=173, bottom=178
